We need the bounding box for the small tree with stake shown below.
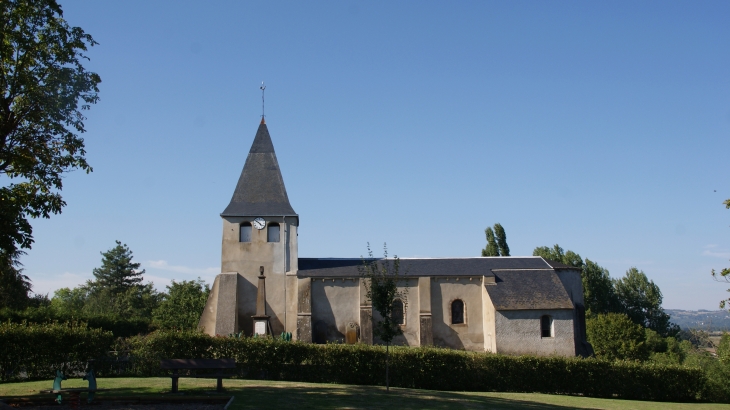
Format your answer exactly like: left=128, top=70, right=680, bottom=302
left=358, top=243, right=407, bottom=392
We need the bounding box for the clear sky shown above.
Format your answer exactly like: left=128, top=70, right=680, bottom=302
left=20, top=0, right=730, bottom=310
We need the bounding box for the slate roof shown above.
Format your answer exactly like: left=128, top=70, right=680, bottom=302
left=298, top=256, right=553, bottom=277
left=221, top=120, right=297, bottom=217
left=486, top=270, right=574, bottom=310
left=298, top=256, right=574, bottom=311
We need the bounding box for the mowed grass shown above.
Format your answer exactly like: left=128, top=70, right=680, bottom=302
left=0, top=378, right=725, bottom=410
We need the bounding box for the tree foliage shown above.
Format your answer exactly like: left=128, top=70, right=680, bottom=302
left=532, top=244, right=583, bottom=268
left=614, top=267, right=678, bottom=337
left=0, top=0, right=100, bottom=306
left=481, top=227, right=499, bottom=256
left=92, top=241, right=144, bottom=294
left=493, top=223, right=510, bottom=256
left=717, top=332, right=730, bottom=364
left=0, top=0, right=100, bottom=258
left=152, top=279, right=210, bottom=330
left=587, top=313, right=649, bottom=361
left=358, top=243, right=407, bottom=391
left=582, top=258, right=620, bottom=314
left=482, top=223, right=509, bottom=256
left=0, top=253, right=31, bottom=309
left=359, top=243, right=407, bottom=345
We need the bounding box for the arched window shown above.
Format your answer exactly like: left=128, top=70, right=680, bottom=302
left=451, top=299, right=465, bottom=324
left=240, top=222, right=252, bottom=242
left=541, top=315, right=553, bottom=338
left=392, top=299, right=405, bottom=325
left=267, top=223, right=280, bottom=242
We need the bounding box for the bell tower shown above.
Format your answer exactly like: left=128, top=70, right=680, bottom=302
left=199, top=118, right=299, bottom=337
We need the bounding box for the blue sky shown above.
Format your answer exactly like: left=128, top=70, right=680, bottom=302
left=20, top=1, right=730, bottom=310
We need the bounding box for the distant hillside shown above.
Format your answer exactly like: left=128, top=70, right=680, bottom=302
left=667, top=309, right=730, bottom=331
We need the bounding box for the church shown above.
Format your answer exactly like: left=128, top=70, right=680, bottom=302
left=199, top=119, right=592, bottom=357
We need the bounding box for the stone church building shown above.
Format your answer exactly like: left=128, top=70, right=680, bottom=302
left=199, top=120, right=592, bottom=357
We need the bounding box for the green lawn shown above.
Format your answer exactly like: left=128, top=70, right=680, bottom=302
left=0, top=378, right=724, bottom=410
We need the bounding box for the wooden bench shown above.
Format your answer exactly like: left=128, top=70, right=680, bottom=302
left=160, top=359, right=236, bottom=393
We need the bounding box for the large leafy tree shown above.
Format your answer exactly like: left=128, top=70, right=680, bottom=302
left=0, top=0, right=100, bottom=294
left=582, top=259, right=620, bottom=314
left=614, top=267, right=678, bottom=337
left=359, top=243, right=407, bottom=392
left=153, top=279, right=210, bottom=330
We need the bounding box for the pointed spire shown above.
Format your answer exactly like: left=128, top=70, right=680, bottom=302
left=221, top=122, right=297, bottom=217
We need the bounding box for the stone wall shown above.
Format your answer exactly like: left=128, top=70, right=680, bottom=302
left=494, top=309, right=575, bottom=356
left=430, top=278, right=484, bottom=351
left=311, top=278, right=359, bottom=343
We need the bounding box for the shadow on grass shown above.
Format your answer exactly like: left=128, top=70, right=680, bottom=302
left=3, top=382, right=593, bottom=410
left=219, top=385, right=590, bottom=410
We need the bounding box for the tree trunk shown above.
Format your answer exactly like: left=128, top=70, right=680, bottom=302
left=386, top=343, right=390, bottom=392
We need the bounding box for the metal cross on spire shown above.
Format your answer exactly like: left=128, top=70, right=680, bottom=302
left=260, top=81, right=266, bottom=120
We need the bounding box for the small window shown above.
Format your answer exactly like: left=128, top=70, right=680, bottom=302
left=541, top=315, right=553, bottom=338
left=392, top=299, right=405, bottom=325
left=267, top=223, right=280, bottom=242
left=240, top=222, right=252, bottom=242
left=451, top=299, right=464, bottom=324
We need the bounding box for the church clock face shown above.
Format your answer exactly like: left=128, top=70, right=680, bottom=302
left=253, top=218, right=266, bottom=230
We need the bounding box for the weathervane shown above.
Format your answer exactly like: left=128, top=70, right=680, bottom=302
left=260, top=81, right=266, bottom=119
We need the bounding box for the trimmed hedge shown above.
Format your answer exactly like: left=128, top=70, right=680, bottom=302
left=0, top=321, right=114, bottom=382
left=119, top=330, right=718, bottom=402
left=0, top=308, right=153, bottom=337
left=2, top=326, right=724, bottom=402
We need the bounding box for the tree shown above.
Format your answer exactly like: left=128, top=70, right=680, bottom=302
left=84, top=283, right=159, bottom=319
left=0, top=0, right=100, bottom=270
left=92, top=241, right=144, bottom=295
left=586, top=312, right=649, bottom=361
left=482, top=223, right=509, bottom=256
left=153, top=279, right=210, bottom=329
left=493, top=223, right=510, bottom=256
left=712, top=198, right=730, bottom=310
left=582, top=259, right=620, bottom=315
left=50, top=285, right=88, bottom=316
left=717, top=332, right=730, bottom=364
left=532, top=244, right=583, bottom=268
left=0, top=253, right=31, bottom=309
left=481, top=227, right=499, bottom=256
left=358, top=243, right=407, bottom=392
left=532, top=244, right=619, bottom=315
left=614, top=267, right=678, bottom=337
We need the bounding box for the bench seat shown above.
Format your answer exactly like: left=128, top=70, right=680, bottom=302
left=160, top=359, right=236, bottom=393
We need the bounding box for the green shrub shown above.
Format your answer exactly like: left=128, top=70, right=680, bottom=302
left=0, top=321, right=114, bottom=382
left=587, top=313, right=649, bottom=361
